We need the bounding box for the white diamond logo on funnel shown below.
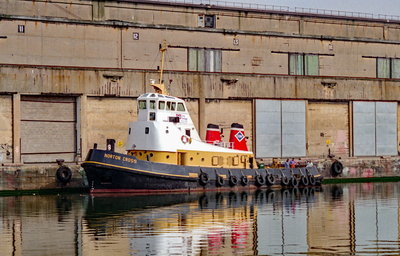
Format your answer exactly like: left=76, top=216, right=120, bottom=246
left=235, top=131, right=244, bottom=142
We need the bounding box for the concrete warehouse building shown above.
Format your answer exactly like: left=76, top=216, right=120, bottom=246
left=1, top=0, right=400, bottom=166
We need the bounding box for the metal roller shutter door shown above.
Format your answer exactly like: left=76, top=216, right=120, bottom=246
left=282, top=100, right=306, bottom=157
left=255, top=100, right=281, bottom=158
left=255, top=100, right=306, bottom=158
left=21, top=96, right=76, bottom=163
left=376, top=102, right=397, bottom=156
left=353, top=102, right=375, bottom=156
left=353, top=101, right=397, bottom=156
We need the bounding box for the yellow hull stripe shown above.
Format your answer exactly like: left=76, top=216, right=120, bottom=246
left=84, top=160, right=195, bottom=179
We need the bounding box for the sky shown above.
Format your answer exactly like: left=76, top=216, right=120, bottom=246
left=209, top=0, right=400, bottom=17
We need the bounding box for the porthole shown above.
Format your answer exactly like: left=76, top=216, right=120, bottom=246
left=150, top=153, right=154, bottom=157
left=139, top=152, right=142, bottom=156
left=190, top=157, right=193, bottom=161
left=201, top=158, right=205, bottom=162
left=166, top=155, right=170, bottom=159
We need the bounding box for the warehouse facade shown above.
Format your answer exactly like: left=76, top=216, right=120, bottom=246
left=0, top=0, right=400, bottom=164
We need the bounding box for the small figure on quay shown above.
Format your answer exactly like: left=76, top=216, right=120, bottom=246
left=271, top=158, right=280, bottom=168
left=289, top=158, right=297, bottom=168
left=284, top=158, right=290, bottom=168
left=306, top=160, right=314, bottom=167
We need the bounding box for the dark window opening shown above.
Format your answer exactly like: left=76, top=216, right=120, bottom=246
left=185, top=129, right=191, bottom=137
left=169, top=116, right=180, bottom=123
left=149, top=112, right=156, bottom=121
left=145, top=127, right=149, bottom=134
left=204, top=15, right=215, bottom=28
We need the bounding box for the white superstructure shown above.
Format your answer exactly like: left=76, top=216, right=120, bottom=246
left=126, top=93, right=251, bottom=154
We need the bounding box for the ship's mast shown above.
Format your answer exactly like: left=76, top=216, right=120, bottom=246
left=150, top=40, right=168, bottom=95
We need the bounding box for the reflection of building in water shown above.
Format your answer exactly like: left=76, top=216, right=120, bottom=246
left=0, top=195, right=83, bottom=255
left=0, top=185, right=399, bottom=255
left=257, top=188, right=313, bottom=255
left=307, top=185, right=352, bottom=253
left=307, top=184, right=400, bottom=254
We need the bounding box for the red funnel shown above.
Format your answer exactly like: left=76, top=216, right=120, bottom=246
left=229, top=123, right=248, bottom=151
left=205, top=124, right=221, bottom=144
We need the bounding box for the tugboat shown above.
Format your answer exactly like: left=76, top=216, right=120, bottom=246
left=81, top=42, right=323, bottom=193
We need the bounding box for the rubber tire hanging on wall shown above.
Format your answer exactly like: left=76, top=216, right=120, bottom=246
left=331, top=161, right=344, bottom=177
left=56, top=166, right=72, bottom=184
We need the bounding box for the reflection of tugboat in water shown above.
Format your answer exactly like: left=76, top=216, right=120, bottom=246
left=81, top=41, right=323, bottom=193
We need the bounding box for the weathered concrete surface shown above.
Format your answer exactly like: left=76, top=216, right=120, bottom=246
left=316, top=157, right=400, bottom=179
left=0, top=164, right=86, bottom=191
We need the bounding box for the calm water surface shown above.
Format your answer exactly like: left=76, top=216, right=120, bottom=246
left=1, top=183, right=400, bottom=255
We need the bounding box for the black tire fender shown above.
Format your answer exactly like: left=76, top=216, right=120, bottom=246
left=199, top=172, right=209, bottom=186
left=229, top=175, right=239, bottom=187
left=308, top=175, right=316, bottom=186
left=255, top=174, right=265, bottom=187
left=331, top=161, right=344, bottom=176
left=241, top=175, right=249, bottom=186
left=301, top=175, right=309, bottom=186
left=290, top=177, right=299, bottom=187
left=266, top=174, right=276, bottom=185
left=56, top=166, right=72, bottom=184
left=281, top=176, right=290, bottom=186
left=216, top=175, right=225, bottom=187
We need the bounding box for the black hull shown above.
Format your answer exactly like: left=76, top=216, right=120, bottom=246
left=82, top=149, right=323, bottom=193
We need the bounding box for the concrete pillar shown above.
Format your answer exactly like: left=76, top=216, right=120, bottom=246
left=80, top=95, right=88, bottom=159
left=198, top=75, right=206, bottom=140
left=12, top=94, right=21, bottom=163
left=92, top=1, right=105, bottom=21
left=298, top=19, right=305, bottom=35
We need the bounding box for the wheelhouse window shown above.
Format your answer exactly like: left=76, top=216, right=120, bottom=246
left=377, top=58, right=400, bottom=78
left=177, top=103, right=185, bottom=111
left=188, top=48, right=221, bottom=72
left=139, top=100, right=147, bottom=109
left=149, top=100, right=156, bottom=109
left=289, top=53, right=319, bottom=76
left=159, top=101, right=165, bottom=110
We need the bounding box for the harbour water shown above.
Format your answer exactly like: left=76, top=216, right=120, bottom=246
left=0, top=182, right=400, bottom=255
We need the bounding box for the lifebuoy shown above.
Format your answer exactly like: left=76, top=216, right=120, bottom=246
left=199, top=172, right=209, bottom=186
left=290, top=177, right=299, bottom=187
left=229, top=175, right=238, bottom=187
left=216, top=175, right=225, bottom=187
left=241, top=175, right=249, bottom=186
left=255, top=174, right=265, bottom=187
left=308, top=175, right=316, bottom=186
left=300, top=175, right=309, bottom=186
left=266, top=174, right=275, bottom=185
left=281, top=176, right=290, bottom=186
left=56, top=166, right=72, bottom=184
left=331, top=161, right=343, bottom=177
left=181, top=135, right=190, bottom=144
